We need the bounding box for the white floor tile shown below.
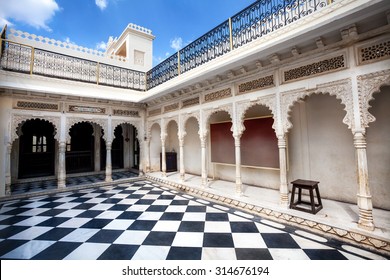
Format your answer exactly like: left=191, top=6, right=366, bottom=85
left=57, top=218, right=92, bottom=228
left=89, top=204, right=115, bottom=211
left=182, top=212, right=206, bottom=221
left=114, top=230, right=149, bottom=245
left=204, top=221, right=232, bottom=233
left=64, top=243, right=110, bottom=260
left=2, top=240, right=55, bottom=259
left=232, top=233, right=267, bottom=248
left=95, top=211, right=123, bottom=220
left=137, top=212, right=164, bottom=221
left=152, top=221, right=181, bottom=232
left=55, top=209, right=85, bottom=218
left=9, top=226, right=52, bottom=240
left=165, top=205, right=187, bottom=212
left=202, top=248, right=237, bottom=260
left=15, top=216, right=51, bottom=226
left=172, top=232, right=204, bottom=247
left=269, top=248, right=310, bottom=260
left=60, top=228, right=100, bottom=242
left=131, top=245, right=170, bottom=260
left=103, top=219, right=134, bottom=230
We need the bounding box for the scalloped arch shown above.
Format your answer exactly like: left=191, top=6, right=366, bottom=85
left=11, top=115, right=60, bottom=145
left=358, top=70, right=390, bottom=130
left=66, top=118, right=108, bottom=143
left=111, top=120, right=142, bottom=142
left=203, top=105, right=233, bottom=136
left=281, top=79, right=353, bottom=134
left=237, top=95, right=277, bottom=136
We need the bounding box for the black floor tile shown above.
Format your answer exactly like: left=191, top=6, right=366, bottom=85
left=167, top=247, right=202, bottom=260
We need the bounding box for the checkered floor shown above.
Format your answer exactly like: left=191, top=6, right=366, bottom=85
left=0, top=180, right=387, bottom=260
left=11, top=171, right=138, bottom=195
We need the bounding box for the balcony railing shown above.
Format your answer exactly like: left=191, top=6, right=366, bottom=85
left=0, top=39, right=146, bottom=91
left=0, top=0, right=332, bottom=92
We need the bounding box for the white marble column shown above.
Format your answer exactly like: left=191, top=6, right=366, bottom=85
left=200, top=134, right=207, bottom=187
left=354, top=131, right=374, bottom=231
left=5, top=143, right=12, bottom=195
left=179, top=136, right=185, bottom=182
left=105, top=141, right=113, bottom=182
left=278, top=135, right=289, bottom=206
left=58, top=141, right=66, bottom=188
left=234, top=135, right=243, bottom=195
left=161, top=135, right=167, bottom=177
left=94, top=125, right=101, bottom=172
left=138, top=138, right=144, bottom=176
left=145, top=138, right=151, bottom=172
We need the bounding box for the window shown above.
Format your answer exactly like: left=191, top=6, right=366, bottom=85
left=134, top=50, right=144, bottom=66
left=32, top=135, right=47, bottom=153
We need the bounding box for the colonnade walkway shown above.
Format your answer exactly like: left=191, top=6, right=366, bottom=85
left=145, top=171, right=390, bottom=257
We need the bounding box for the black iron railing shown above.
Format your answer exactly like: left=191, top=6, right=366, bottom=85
left=0, top=40, right=147, bottom=91
left=0, top=0, right=332, bottom=92
left=146, top=0, right=331, bottom=89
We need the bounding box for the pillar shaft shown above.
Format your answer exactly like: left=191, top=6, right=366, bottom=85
left=58, top=142, right=66, bottom=188
left=105, top=141, right=113, bottom=182
left=278, top=136, right=289, bottom=206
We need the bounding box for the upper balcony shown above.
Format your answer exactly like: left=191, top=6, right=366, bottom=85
left=0, top=0, right=388, bottom=102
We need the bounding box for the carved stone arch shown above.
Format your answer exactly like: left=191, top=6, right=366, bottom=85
left=146, top=119, right=161, bottom=140
left=162, top=116, right=179, bottom=137
left=357, top=70, right=390, bottom=130
left=66, top=117, right=108, bottom=143
left=181, top=111, right=200, bottom=138
left=111, top=119, right=142, bottom=143
left=281, top=79, right=354, bottom=134
left=10, top=114, right=60, bottom=145
left=202, top=104, right=233, bottom=136
left=236, top=94, right=277, bottom=136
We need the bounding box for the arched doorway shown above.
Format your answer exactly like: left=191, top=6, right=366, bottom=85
left=18, top=119, right=55, bottom=178
left=66, top=122, right=94, bottom=174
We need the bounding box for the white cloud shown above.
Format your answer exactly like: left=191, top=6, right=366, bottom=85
left=96, top=41, right=107, bottom=51
left=0, top=0, right=60, bottom=31
left=95, top=0, right=108, bottom=11
left=170, top=37, right=183, bottom=52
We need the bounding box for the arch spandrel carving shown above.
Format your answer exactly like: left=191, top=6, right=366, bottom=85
left=66, top=117, right=108, bottom=143
left=10, top=114, right=60, bottom=145
left=236, top=94, right=277, bottom=136
left=281, top=79, right=354, bottom=134
left=358, top=70, right=390, bottom=130
left=162, top=116, right=179, bottom=137
left=202, top=104, right=233, bottom=136
left=111, top=119, right=142, bottom=142
left=146, top=119, right=161, bottom=141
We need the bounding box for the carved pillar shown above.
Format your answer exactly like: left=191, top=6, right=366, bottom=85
left=58, top=142, right=66, bottom=188
left=138, top=138, right=144, bottom=176
left=5, top=143, right=12, bottom=195
left=105, top=141, right=113, bottom=182
left=278, top=135, right=289, bottom=206
left=161, top=134, right=167, bottom=177
left=179, top=136, right=185, bottom=182
left=234, top=135, right=243, bottom=195
left=94, top=125, right=101, bottom=172
left=145, top=138, right=151, bottom=173
left=200, top=134, right=208, bottom=187
left=354, top=131, right=374, bottom=231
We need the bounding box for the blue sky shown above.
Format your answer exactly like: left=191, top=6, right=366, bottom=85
left=0, top=0, right=255, bottom=66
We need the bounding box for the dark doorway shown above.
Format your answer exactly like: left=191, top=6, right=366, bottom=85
left=18, top=119, right=55, bottom=178
left=101, top=125, right=124, bottom=170
left=66, top=122, right=94, bottom=173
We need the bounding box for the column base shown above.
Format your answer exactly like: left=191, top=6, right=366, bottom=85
left=105, top=176, right=113, bottom=182
left=280, top=192, right=289, bottom=207
left=5, top=184, right=11, bottom=196
left=57, top=180, right=66, bottom=189
left=358, top=209, right=375, bottom=231
left=180, top=173, right=185, bottom=182
left=201, top=177, right=208, bottom=188
left=235, top=182, right=243, bottom=196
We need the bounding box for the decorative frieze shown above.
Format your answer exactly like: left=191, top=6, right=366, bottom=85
left=360, top=40, right=390, bottom=64
left=113, top=109, right=139, bottom=117
left=181, top=97, right=200, bottom=108
left=68, top=105, right=106, bottom=114
left=164, top=103, right=179, bottom=112
left=148, top=108, right=161, bottom=116
left=15, top=101, right=59, bottom=111
left=238, top=75, right=274, bottom=94
left=284, top=55, right=345, bottom=82
left=204, top=88, right=232, bottom=103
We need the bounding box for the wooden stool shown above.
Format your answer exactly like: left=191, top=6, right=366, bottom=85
left=290, top=179, right=323, bottom=214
